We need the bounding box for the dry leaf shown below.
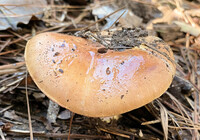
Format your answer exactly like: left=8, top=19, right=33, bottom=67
left=92, top=5, right=142, bottom=29
left=92, top=5, right=126, bottom=30
left=33, top=92, right=45, bottom=100
left=57, top=110, right=71, bottom=120
left=119, top=10, right=142, bottom=28
left=0, top=0, right=47, bottom=30
left=174, top=21, right=200, bottom=36
left=4, top=110, right=20, bottom=120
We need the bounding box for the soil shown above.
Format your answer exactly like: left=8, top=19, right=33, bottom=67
left=110, top=28, right=148, bottom=50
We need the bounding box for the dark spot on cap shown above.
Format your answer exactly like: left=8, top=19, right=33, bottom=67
left=67, top=99, right=69, bottom=102
left=39, top=80, right=43, bottom=83
left=121, top=95, right=124, bottom=99
left=144, top=77, right=146, bottom=79
left=61, top=43, right=65, bottom=47
left=106, top=67, right=111, bottom=75
left=102, top=89, right=106, bottom=91
left=51, top=48, right=54, bottom=52
left=59, top=69, right=64, bottom=73
left=98, top=48, right=108, bottom=53
left=121, top=61, right=125, bottom=65
left=53, top=52, right=60, bottom=56
left=52, top=59, right=56, bottom=63
left=72, top=48, right=75, bottom=51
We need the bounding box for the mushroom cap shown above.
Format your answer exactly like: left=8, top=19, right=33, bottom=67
left=25, top=32, right=176, bottom=117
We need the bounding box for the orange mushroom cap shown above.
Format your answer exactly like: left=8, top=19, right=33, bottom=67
left=25, top=32, right=176, bottom=117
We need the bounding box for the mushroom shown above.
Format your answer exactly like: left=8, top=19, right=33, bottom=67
left=24, top=32, right=176, bottom=117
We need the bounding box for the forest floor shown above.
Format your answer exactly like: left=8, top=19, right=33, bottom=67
left=0, top=0, right=200, bottom=139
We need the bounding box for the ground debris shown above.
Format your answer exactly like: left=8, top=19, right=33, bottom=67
left=0, top=0, right=47, bottom=30
left=0, top=0, right=199, bottom=139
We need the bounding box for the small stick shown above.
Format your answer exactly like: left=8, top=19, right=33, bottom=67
left=68, top=112, right=75, bottom=140
left=6, top=129, right=110, bottom=139
left=25, top=70, right=34, bottom=139
left=82, top=6, right=126, bottom=31
left=0, top=105, right=13, bottom=114
left=106, top=9, right=127, bottom=30
left=0, top=62, right=25, bottom=70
